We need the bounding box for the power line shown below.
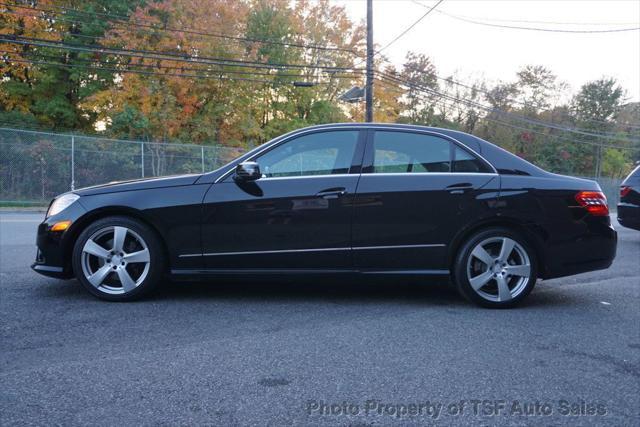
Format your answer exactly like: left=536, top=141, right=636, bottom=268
left=380, top=76, right=640, bottom=151
left=0, top=49, right=364, bottom=80
left=376, top=0, right=444, bottom=55
left=8, top=33, right=629, bottom=141
left=6, top=58, right=276, bottom=83
left=378, top=72, right=640, bottom=144
left=0, top=13, right=110, bottom=42
left=429, top=13, right=639, bottom=27
left=371, top=5, right=639, bottom=133
left=413, top=1, right=640, bottom=33
left=6, top=57, right=363, bottom=86
left=352, top=0, right=443, bottom=70
left=380, top=72, right=640, bottom=143
left=0, top=35, right=363, bottom=72
left=376, top=76, right=478, bottom=122
left=432, top=74, right=640, bottom=131
left=485, top=115, right=639, bottom=150
left=443, top=13, right=640, bottom=33
left=377, top=75, right=640, bottom=151
left=48, top=3, right=341, bottom=49
left=0, top=2, right=358, bottom=54
left=4, top=37, right=635, bottom=139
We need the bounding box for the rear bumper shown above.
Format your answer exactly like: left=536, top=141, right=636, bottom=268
left=617, top=203, right=640, bottom=231
left=541, top=219, right=617, bottom=280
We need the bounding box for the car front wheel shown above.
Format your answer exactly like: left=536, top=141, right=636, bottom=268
left=72, top=216, right=165, bottom=301
left=453, top=228, right=538, bottom=308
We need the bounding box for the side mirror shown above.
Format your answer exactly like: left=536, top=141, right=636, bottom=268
left=235, top=161, right=261, bottom=181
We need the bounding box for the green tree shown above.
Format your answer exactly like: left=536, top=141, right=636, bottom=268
left=572, top=78, right=628, bottom=177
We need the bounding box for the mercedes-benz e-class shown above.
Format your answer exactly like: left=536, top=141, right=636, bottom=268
left=32, top=124, right=617, bottom=308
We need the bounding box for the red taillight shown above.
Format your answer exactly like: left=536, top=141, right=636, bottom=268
left=575, top=191, right=609, bottom=216
left=620, top=186, right=631, bottom=198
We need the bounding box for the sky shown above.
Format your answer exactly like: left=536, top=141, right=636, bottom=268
left=333, top=0, right=640, bottom=102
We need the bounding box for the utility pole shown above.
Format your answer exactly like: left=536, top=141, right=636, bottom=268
left=365, top=0, right=373, bottom=122
left=70, top=135, right=75, bottom=191
left=595, top=143, right=603, bottom=180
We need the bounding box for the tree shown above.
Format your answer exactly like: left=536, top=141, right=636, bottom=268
left=516, top=65, right=564, bottom=114
left=573, top=78, right=624, bottom=123
left=572, top=78, right=629, bottom=177
left=0, top=0, right=144, bottom=131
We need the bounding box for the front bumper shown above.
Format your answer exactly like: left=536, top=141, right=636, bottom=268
left=31, top=202, right=86, bottom=280
left=31, top=262, right=70, bottom=279
left=31, top=223, right=74, bottom=279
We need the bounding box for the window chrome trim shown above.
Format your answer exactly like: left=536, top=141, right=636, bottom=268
left=179, top=243, right=446, bottom=258
left=220, top=171, right=498, bottom=183
left=214, top=125, right=497, bottom=183
left=359, top=172, right=498, bottom=177
left=251, top=173, right=354, bottom=182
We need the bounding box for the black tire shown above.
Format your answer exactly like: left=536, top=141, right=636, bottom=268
left=72, top=216, right=165, bottom=301
left=453, top=227, right=538, bottom=308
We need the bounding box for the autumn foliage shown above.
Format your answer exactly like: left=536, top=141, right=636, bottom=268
left=1, top=0, right=638, bottom=178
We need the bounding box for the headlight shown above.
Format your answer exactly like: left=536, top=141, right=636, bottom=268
left=47, top=193, right=80, bottom=217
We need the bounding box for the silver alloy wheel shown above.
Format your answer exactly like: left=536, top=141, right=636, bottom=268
left=466, top=236, right=531, bottom=303
left=80, top=226, right=150, bottom=295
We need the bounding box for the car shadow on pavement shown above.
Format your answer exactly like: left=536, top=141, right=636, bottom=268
left=36, top=276, right=587, bottom=309
left=153, top=276, right=467, bottom=307
left=35, top=275, right=468, bottom=307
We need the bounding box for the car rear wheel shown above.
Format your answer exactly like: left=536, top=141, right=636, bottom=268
left=72, top=216, right=165, bottom=301
left=453, top=228, right=538, bottom=308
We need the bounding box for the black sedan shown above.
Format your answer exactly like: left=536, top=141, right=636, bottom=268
left=32, top=124, right=617, bottom=308
left=618, top=164, right=640, bottom=231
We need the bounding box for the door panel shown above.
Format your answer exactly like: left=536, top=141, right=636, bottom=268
left=200, top=129, right=364, bottom=269
left=201, top=176, right=358, bottom=268
left=352, top=173, right=498, bottom=270
left=352, top=130, right=499, bottom=271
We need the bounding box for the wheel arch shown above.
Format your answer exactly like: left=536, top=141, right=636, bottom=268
left=62, top=207, right=170, bottom=275
left=448, top=216, right=550, bottom=279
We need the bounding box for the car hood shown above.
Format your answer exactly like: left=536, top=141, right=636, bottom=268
left=73, top=174, right=201, bottom=196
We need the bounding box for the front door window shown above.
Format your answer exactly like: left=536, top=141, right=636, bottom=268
left=256, top=131, right=359, bottom=178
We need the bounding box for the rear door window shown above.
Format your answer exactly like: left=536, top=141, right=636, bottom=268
left=371, top=131, right=452, bottom=173
left=452, top=145, right=493, bottom=173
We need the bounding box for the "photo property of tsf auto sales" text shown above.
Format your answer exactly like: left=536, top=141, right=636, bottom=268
left=305, top=399, right=608, bottom=421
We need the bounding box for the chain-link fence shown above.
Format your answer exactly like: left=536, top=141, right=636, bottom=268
left=0, top=126, right=624, bottom=207
left=0, top=127, right=244, bottom=204
left=590, top=176, right=621, bottom=209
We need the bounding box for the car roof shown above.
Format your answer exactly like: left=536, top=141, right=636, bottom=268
left=295, top=122, right=455, bottom=133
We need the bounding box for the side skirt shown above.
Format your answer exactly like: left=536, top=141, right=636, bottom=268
left=169, top=268, right=450, bottom=281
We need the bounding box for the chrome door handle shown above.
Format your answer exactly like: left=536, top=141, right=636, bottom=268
left=316, top=188, right=347, bottom=199
left=447, top=183, right=474, bottom=194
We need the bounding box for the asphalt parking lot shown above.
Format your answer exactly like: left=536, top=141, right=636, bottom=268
left=1, top=211, right=638, bottom=426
